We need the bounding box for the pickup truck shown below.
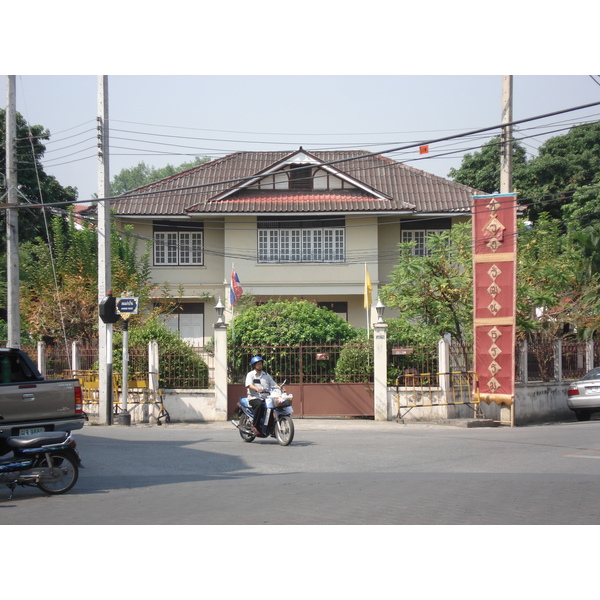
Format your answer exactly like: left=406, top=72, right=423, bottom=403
left=0, top=347, right=86, bottom=439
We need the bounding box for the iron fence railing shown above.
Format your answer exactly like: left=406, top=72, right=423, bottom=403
left=228, top=343, right=374, bottom=385
left=515, top=339, right=593, bottom=382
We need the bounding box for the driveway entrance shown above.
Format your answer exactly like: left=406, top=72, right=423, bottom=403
left=228, top=382, right=374, bottom=418
left=227, top=343, right=374, bottom=418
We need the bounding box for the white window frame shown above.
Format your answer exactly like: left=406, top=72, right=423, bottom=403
left=154, top=230, right=204, bottom=266
left=258, top=226, right=345, bottom=263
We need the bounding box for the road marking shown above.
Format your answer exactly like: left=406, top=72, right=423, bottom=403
left=565, top=455, right=600, bottom=459
left=563, top=447, right=600, bottom=459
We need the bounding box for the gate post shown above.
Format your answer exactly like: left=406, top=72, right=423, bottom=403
left=213, top=317, right=228, bottom=421
left=438, top=335, right=451, bottom=417
left=72, top=340, right=81, bottom=373
left=37, top=341, right=46, bottom=378
left=373, top=322, right=389, bottom=421
left=148, top=340, right=159, bottom=424
left=586, top=338, right=594, bottom=371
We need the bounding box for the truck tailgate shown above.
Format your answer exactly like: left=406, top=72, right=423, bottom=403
left=0, top=379, right=80, bottom=422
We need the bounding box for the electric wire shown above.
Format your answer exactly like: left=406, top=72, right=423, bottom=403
left=5, top=96, right=600, bottom=271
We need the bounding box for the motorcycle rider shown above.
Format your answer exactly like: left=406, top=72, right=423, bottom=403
left=245, top=356, right=279, bottom=435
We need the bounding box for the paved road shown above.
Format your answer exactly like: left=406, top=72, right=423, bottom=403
left=2, top=418, right=600, bottom=525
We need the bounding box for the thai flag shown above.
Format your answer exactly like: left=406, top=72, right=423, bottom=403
left=230, top=267, right=243, bottom=305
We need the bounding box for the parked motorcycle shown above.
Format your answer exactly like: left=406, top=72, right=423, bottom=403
left=0, top=431, right=83, bottom=499
left=232, top=382, right=295, bottom=446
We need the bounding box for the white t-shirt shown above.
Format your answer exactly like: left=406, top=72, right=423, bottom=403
left=245, top=369, right=277, bottom=398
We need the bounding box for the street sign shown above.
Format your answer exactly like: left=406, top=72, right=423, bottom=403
left=116, top=296, right=139, bottom=316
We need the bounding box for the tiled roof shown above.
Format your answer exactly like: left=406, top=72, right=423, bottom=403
left=108, top=150, right=483, bottom=217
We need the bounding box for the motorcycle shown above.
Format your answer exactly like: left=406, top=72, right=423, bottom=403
left=232, top=381, right=295, bottom=446
left=0, top=431, right=83, bottom=499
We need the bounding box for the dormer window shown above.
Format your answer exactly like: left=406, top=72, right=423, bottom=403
left=288, top=164, right=313, bottom=190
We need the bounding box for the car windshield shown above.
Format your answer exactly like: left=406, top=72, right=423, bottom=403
left=581, top=368, right=600, bottom=381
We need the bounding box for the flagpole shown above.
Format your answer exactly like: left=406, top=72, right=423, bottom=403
left=231, top=263, right=235, bottom=343
left=365, top=263, right=369, bottom=339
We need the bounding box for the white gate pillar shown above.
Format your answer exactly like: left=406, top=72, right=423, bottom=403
left=373, top=322, right=389, bottom=421
left=213, top=319, right=229, bottom=421
left=72, top=340, right=81, bottom=373
left=37, top=341, right=46, bottom=378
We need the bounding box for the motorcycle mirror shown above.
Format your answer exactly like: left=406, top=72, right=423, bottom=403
left=282, top=379, right=288, bottom=386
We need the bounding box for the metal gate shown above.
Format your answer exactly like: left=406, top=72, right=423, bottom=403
left=227, top=343, right=374, bottom=418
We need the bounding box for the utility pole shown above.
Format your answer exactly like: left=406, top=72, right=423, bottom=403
left=97, top=75, right=113, bottom=424
left=500, top=75, right=513, bottom=194
left=500, top=75, right=514, bottom=426
left=5, top=75, right=20, bottom=349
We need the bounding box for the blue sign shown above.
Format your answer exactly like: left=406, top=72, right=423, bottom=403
left=116, top=297, right=139, bottom=315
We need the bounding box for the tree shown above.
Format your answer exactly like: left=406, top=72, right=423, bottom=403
left=0, top=109, right=77, bottom=251
left=519, top=122, right=600, bottom=222
left=110, top=157, right=211, bottom=195
left=19, top=213, right=154, bottom=343
left=448, top=137, right=528, bottom=194
left=380, top=222, right=474, bottom=368
left=448, top=123, right=600, bottom=224
left=515, top=214, right=600, bottom=378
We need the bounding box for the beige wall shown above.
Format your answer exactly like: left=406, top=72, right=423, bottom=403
left=120, top=214, right=470, bottom=340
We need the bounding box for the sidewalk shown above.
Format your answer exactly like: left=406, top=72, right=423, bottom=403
left=98, top=417, right=497, bottom=431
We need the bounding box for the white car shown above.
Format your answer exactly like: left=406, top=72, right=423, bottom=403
left=567, top=367, right=600, bottom=421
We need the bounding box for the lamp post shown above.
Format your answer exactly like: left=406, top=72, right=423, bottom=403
left=215, top=297, right=225, bottom=325
left=375, top=298, right=386, bottom=323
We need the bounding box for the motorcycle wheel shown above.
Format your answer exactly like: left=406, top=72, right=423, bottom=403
left=36, top=452, right=79, bottom=495
left=274, top=416, right=294, bottom=446
left=238, top=413, right=256, bottom=443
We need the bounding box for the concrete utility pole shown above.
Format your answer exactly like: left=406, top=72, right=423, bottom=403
left=97, top=75, right=113, bottom=424
left=500, top=75, right=513, bottom=194
left=500, top=75, right=514, bottom=427
left=5, top=75, right=20, bottom=349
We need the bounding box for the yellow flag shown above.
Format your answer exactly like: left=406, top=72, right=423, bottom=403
left=364, top=266, right=372, bottom=309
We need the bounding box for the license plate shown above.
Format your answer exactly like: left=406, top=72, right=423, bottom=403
left=19, top=427, right=45, bottom=436
left=585, top=387, right=600, bottom=394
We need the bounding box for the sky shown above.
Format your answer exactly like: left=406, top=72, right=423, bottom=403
left=2, top=4, right=599, bottom=204
left=2, top=74, right=599, bottom=203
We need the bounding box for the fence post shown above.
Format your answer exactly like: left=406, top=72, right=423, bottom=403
left=438, top=335, right=451, bottom=418
left=587, top=338, right=594, bottom=371
left=373, top=321, right=389, bottom=421
left=148, top=340, right=159, bottom=393
left=72, top=340, right=80, bottom=374
left=148, top=340, right=159, bottom=424
left=555, top=339, right=562, bottom=382
left=519, top=339, right=528, bottom=384
left=438, top=335, right=451, bottom=391
left=37, top=341, right=46, bottom=378
left=213, top=319, right=228, bottom=421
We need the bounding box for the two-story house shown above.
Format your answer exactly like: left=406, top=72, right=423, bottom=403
left=108, top=148, right=480, bottom=345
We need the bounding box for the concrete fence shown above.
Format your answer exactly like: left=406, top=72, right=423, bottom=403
left=45, top=319, right=590, bottom=426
